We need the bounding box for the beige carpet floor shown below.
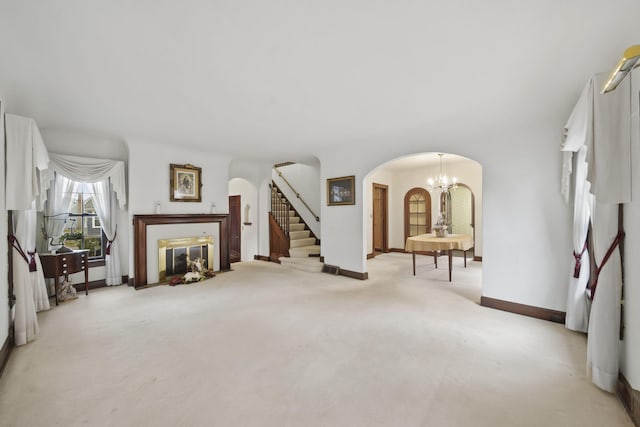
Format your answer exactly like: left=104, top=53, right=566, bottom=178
left=0, top=253, right=633, bottom=426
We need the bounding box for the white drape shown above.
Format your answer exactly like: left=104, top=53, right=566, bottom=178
left=5, top=114, right=49, bottom=210
left=40, top=153, right=126, bottom=209
left=90, top=180, right=122, bottom=285
left=13, top=207, right=50, bottom=346
left=588, top=73, right=632, bottom=203
left=561, top=77, right=593, bottom=203
left=583, top=73, right=630, bottom=392
left=561, top=72, right=630, bottom=392
left=565, top=146, right=593, bottom=332
left=587, top=202, right=622, bottom=392
left=44, top=174, right=75, bottom=250
left=562, top=77, right=594, bottom=332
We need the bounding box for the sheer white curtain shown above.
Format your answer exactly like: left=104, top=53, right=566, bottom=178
left=562, top=78, right=593, bottom=332
left=12, top=207, right=50, bottom=346
left=90, top=179, right=122, bottom=285
left=44, top=173, right=75, bottom=250
left=40, top=154, right=126, bottom=209
left=565, top=146, right=592, bottom=332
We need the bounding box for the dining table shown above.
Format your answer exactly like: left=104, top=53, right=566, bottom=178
left=405, top=233, right=474, bottom=281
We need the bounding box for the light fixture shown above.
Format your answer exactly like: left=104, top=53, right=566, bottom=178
left=601, top=45, right=640, bottom=94
left=427, top=153, right=457, bottom=193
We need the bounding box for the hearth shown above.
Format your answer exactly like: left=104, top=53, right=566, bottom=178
left=133, top=214, right=231, bottom=288
left=158, top=236, right=213, bottom=281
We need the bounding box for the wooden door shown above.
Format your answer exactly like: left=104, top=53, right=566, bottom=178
left=229, top=195, right=241, bottom=263
left=372, top=183, right=389, bottom=254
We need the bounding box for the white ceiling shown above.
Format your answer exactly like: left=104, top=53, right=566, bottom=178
left=1, top=1, right=639, bottom=162
left=378, top=152, right=471, bottom=173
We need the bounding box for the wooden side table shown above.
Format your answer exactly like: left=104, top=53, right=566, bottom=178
left=40, top=250, right=89, bottom=305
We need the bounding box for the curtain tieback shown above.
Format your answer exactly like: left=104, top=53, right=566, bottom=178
left=106, top=226, right=117, bottom=256
left=572, top=240, right=588, bottom=278
left=590, top=231, right=625, bottom=300
left=27, top=251, right=37, bottom=272
left=8, top=235, right=37, bottom=272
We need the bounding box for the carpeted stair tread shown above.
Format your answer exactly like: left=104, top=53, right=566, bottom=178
left=289, top=223, right=306, bottom=232
left=290, top=237, right=316, bottom=248
left=289, top=245, right=321, bottom=257
left=290, top=230, right=311, bottom=240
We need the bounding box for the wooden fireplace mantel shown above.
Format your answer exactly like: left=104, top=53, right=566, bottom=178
left=133, top=214, right=231, bottom=288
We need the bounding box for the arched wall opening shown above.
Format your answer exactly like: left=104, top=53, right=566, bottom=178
left=228, top=177, right=259, bottom=262
left=363, top=152, right=483, bottom=275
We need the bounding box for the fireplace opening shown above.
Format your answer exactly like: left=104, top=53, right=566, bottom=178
left=158, top=236, right=214, bottom=282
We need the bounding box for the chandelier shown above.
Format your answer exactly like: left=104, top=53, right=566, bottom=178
left=427, top=153, right=457, bottom=193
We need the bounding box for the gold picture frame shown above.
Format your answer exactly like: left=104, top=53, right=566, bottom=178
left=170, top=163, right=202, bottom=202
left=327, top=175, right=355, bottom=206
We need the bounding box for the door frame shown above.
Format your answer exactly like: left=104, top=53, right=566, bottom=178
left=229, top=194, right=241, bottom=263
left=372, top=183, right=389, bottom=255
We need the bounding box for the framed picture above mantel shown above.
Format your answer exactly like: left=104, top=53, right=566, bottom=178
left=170, top=163, right=202, bottom=202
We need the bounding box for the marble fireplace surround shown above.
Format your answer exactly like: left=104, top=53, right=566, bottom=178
left=133, top=214, right=231, bottom=288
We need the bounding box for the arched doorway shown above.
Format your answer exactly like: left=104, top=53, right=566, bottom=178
left=364, top=152, right=483, bottom=284
left=228, top=177, right=259, bottom=262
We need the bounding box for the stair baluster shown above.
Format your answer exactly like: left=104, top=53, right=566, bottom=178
left=270, top=184, right=290, bottom=235
left=269, top=183, right=322, bottom=271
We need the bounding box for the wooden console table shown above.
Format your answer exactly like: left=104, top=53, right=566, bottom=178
left=405, top=234, right=473, bottom=282
left=40, top=250, right=89, bottom=305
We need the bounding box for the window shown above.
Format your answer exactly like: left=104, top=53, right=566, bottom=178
left=404, top=188, right=431, bottom=241
left=61, top=182, right=105, bottom=259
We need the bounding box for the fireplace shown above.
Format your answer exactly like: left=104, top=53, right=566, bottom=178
left=158, top=236, right=214, bottom=281
left=133, top=214, right=230, bottom=288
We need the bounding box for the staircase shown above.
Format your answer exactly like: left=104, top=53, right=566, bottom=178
left=270, top=184, right=322, bottom=273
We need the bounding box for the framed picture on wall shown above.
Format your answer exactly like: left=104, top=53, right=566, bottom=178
left=327, top=175, right=355, bottom=206
left=170, top=163, right=202, bottom=202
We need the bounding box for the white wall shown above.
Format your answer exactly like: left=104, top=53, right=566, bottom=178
left=272, top=161, right=321, bottom=238
left=229, top=178, right=259, bottom=261
left=41, top=129, right=128, bottom=161
left=320, top=156, right=365, bottom=272
left=127, top=138, right=232, bottom=279
left=0, top=102, right=7, bottom=348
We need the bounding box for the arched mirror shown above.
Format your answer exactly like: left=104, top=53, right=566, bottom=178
left=441, top=183, right=474, bottom=242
